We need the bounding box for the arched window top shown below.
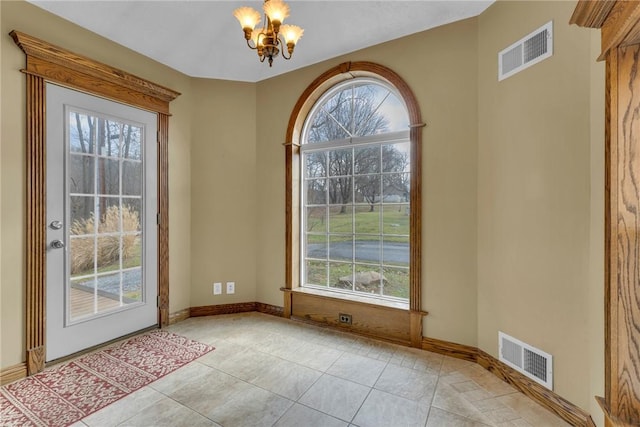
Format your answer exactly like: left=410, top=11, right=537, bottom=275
left=302, top=78, right=409, bottom=144
left=286, top=62, right=424, bottom=323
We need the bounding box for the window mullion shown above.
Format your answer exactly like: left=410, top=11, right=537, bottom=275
left=324, top=152, right=329, bottom=288
left=351, top=146, right=356, bottom=293
left=379, top=144, right=384, bottom=296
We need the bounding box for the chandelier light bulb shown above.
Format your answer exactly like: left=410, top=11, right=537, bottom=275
left=263, top=0, right=290, bottom=26
left=233, top=7, right=261, bottom=31
left=280, top=24, right=304, bottom=45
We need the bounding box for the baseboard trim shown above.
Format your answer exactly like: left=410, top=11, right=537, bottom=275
left=168, top=308, right=190, bottom=325
left=476, top=350, right=596, bottom=427
left=422, top=336, right=478, bottom=363
left=189, top=302, right=284, bottom=318
left=255, top=302, right=284, bottom=317
left=190, top=302, right=258, bottom=317
left=421, top=336, right=594, bottom=427
left=0, top=362, right=27, bottom=386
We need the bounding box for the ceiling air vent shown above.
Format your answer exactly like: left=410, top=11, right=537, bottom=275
left=498, top=21, right=553, bottom=81
left=499, top=331, right=553, bottom=390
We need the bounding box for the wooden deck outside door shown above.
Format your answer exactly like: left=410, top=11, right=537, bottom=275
left=571, top=2, right=640, bottom=426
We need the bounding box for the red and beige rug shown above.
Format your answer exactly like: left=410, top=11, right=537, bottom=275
left=0, top=330, right=214, bottom=427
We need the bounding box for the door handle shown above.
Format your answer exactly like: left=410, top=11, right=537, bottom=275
left=49, top=220, right=63, bottom=230
left=50, top=240, right=65, bottom=249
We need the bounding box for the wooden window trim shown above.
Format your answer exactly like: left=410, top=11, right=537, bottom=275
left=10, top=30, right=180, bottom=375
left=284, top=61, right=426, bottom=347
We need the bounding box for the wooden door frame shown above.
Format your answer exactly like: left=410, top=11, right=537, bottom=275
left=10, top=31, right=180, bottom=375
left=571, top=2, right=640, bottom=425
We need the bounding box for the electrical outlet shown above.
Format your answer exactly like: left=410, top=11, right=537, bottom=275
left=339, top=313, right=352, bottom=325
left=226, top=281, right=235, bottom=294
left=213, top=282, right=222, bottom=295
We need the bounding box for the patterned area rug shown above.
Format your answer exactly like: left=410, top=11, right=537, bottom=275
left=0, top=330, right=214, bottom=427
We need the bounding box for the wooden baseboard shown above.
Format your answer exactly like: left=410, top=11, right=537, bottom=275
left=190, top=302, right=257, bottom=317
left=422, top=336, right=478, bottom=363
left=476, top=350, right=596, bottom=427
left=256, top=302, right=284, bottom=317
left=190, top=302, right=286, bottom=318
left=0, top=363, right=27, bottom=386
left=168, top=308, right=190, bottom=325
left=421, top=336, right=594, bottom=427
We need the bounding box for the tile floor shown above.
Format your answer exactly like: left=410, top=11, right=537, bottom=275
left=71, top=312, right=571, bottom=427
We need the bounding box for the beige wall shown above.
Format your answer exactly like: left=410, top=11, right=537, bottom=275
left=477, top=0, right=601, bottom=412
left=255, top=18, right=480, bottom=346
left=189, top=78, right=257, bottom=306
left=0, top=0, right=193, bottom=367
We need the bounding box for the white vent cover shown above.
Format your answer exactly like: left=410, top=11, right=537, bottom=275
left=499, top=331, right=553, bottom=390
left=498, top=21, right=553, bottom=81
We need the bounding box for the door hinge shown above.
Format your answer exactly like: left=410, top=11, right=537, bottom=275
left=157, top=213, right=160, bottom=225
left=157, top=295, right=160, bottom=308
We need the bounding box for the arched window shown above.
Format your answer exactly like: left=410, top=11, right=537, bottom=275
left=285, top=62, right=424, bottom=346
left=300, top=79, right=410, bottom=301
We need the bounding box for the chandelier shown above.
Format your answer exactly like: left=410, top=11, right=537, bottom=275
left=233, top=0, right=304, bottom=67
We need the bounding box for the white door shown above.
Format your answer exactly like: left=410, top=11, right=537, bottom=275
left=46, top=83, right=158, bottom=361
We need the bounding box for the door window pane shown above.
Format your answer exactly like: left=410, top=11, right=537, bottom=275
left=69, top=155, right=95, bottom=194
left=70, top=236, right=95, bottom=276
left=122, top=125, right=142, bottom=160
left=97, top=158, right=120, bottom=195
left=122, top=160, right=142, bottom=196
left=69, top=113, right=96, bottom=154
left=122, top=199, right=142, bottom=232
left=70, top=196, right=95, bottom=233
left=67, top=110, right=147, bottom=321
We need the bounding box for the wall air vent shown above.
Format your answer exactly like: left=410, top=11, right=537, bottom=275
left=498, top=21, right=553, bottom=81
left=499, top=331, right=553, bottom=390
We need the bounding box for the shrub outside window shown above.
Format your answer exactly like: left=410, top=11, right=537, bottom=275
left=300, top=78, right=411, bottom=302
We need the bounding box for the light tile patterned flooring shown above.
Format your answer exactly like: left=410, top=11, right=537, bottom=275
left=71, top=312, right=571, bottom=427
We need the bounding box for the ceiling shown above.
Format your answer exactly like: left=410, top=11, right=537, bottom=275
left=28, top=0, right=494, bottom=82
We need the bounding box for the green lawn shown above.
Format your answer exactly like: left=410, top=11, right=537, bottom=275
left=304, top=204, right=410, bottom=299
left=306, top=260, right=409, bottom=299
left=306, top=204, right=409, bottom=243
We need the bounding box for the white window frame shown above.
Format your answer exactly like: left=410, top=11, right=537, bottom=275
left=299, top=78, right=411, bottom=303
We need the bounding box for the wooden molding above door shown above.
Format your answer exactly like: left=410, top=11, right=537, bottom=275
left=10, top=30, right=180, bottom=375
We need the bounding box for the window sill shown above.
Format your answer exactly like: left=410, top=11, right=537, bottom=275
left=282, top=286, right=409, bottom=312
